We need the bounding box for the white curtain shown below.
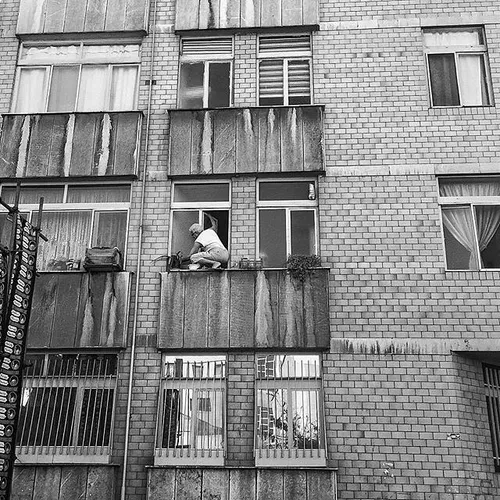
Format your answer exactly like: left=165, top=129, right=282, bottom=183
left=458, top=54, right=487, bottom=105
left=14, top=68, right=47, bottom=113
left=110, top=66, right=138, bottom=110
left=77, top=65, right=107, bottom=111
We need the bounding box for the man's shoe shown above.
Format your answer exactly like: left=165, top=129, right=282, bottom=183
left=189, top=263, right=201, bottom=270
left=211, top=262, right=221, bottom=269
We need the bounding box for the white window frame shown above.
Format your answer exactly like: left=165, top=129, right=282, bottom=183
left=257, top=33, right=313, bottom=106
left=256, top=178, right=318, bottom=266
left=169, top=180, right=231, bottom=255
left=438, top=177, right=500, bottom=270
left=17, top=352, right=118, bottom=464
left=423, top=26, right=492, bottom=107
left=254, top=353, right=326, bottom=467
left=178, top=37, right=234, bottom=109
left=155, top=355, right=226, bottom=466
left=0, top=183, right=131, bottom=271
left=12, top=40, right=141, bottom=113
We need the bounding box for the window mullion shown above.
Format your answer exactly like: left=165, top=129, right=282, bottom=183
left=285, top=208, right=292, bottom=257
left=455, top=52, right=463, bottom=106
left=74, top=65, right=83, bottom=112
left=203, top=61, right=210, bottom=108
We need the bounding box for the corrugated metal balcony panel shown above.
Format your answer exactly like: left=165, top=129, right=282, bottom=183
left=158, top=268, right=330, bottom=350
left=175, top=0, right=319, bottom=30
left=28, top=272, right=131, bottom=348
left=16, top=0, right=149, bottom=34
left=0, top=112, right=141, bottom=178
left=168, top=106, right=324, bottom=176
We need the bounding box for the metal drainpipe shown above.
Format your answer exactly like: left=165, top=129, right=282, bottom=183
left=120, top=0, right=158, bottom=498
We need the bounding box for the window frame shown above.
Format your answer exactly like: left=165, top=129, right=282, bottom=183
left=12, top=40, right=141, bottom=113
left=254, top=353, right=327, bottom=467
left=0, top=183, right=131, bottom=271
left=178, top=37, right=234, bottom=109
left=257, top=33, right=313, bottom=107
left=423, top=26, right=493, bottom=108
left=438, top=177, right=500, bottom=271
left=483, top=363, right=500, bottom=472
left=17, top=351, right=118, bottom=464
left=155, top=354, right=227, bottom=466
left=169, top=180, right=231, bottom=255
left=256, top=178, right=318, bottom=267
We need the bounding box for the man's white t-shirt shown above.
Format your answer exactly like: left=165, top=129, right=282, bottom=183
left=195, top=228, right=225, bottom=252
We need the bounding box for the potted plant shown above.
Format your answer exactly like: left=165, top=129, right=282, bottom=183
left=286, top=254, right=322, bottom=282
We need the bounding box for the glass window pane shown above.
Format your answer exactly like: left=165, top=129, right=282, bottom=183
left=475, top=205, right=500, bottom=269
left=208, top=62, right=231, bottom=107
left=39, top=211, right=92, bottom=270
left=171, top=210, right=200, bottom=256
left=77, top=65, right=108, bottom=111
left=174, top=183, right=229, bottom=203
left=78, top=389, right=114, bottom=446
left=441, top=206, right=478, bottom=269
left=203, top=210, right=229, bottom=250
left=14, top=68, right=47, bottom=113
left=1, top=186, right=64, bottom=205
left=94, top=211, right=127, bottom=252
left=457, top=54, right=489, bottom=106
left=67, top=185, right=130, bottom=203
left=423, top=29, right=482, bottom=47
left=48, top=66, right=79, bottom=112
left=288, top=59, right=310, bottom=104
left=259, top=181, right=313, bottom=201
left=291, top=210, right=315, bottom=255
left=179, top=62, right=204, bottom=108
left=428, top=54, right=459, bottom=106
left=82, top=44, right=140, bottom=61
left=21, top=44, right=80, bottom=63
left=292, top=390, right=320, bottom=449
left=110, top=65, right=138, bottom=110
left=259, top=209, right=286, bottom=267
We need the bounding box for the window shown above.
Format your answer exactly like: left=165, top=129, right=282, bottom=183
left=423, top=27, right=492, bottom=107
left=12, top=42, right=140, bottom=113
left=155, top=355, right=226, bottom=465
left=0, top=184, right=130, bottom=271
left=17, top=353, right=117, bottom=463
left=439, top=177, right=500, bottom=270
left=258, top=34, right=312, bottom=106
left=257, top=179, right=317, bottom=267
left=178, top=37, right=233, bottom=109
left=484, top=364, right=500, bottom=471
left=255, top=354, right=326, bottom=466
left=170, top=181, right=230, bottom=256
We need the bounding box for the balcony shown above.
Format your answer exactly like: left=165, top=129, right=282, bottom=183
left=28, top=272, right=131, bottom=349
left=168, top=106, right=324, bottom=176
left=17, top=0, right=149, bottom=34
left=147, top=467, right=337, bottom=500
left=0, top=112, right=141, bottom=179
left=158, top=268, right=330, bottom=349
left=175, top=0, right=319, bottom=30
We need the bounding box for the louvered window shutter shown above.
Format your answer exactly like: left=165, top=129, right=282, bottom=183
left=181, top=38, right=233, bottom=58
left=259, top=59, right=284, bottom=105
left=288, top=59, right=311, bottom=104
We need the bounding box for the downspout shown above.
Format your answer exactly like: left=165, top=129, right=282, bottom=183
left=120, top=0, right=158, bottom=498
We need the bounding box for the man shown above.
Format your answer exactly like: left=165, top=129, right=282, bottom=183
left=188, top=215, right=229, bottom=269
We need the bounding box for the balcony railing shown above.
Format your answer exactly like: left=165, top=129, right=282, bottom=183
left=28, top=272, right=131, bottom=349
left=17, top=0, right=149, bottom=34
left=175, top=0, right=319, bottom=30
left=0, top=112, right=141, bottom=179
left=158, top=268, right=330, bottom=350
left=168, top=106, right=324, bottom=176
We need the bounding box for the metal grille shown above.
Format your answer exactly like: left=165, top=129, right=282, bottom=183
left=484, top=364, right=500, bottom=470
left=255, top=354, right=326, bottom=466
left=181, top=38, right=233, bottom=57
left=155, top=355, right=226, bottom=465
left=17, top=353, right=117, bottom=463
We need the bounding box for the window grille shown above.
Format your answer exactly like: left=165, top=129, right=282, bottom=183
left=155, top=355, right=226, bottom=465
left=484, top=364, right=500, bottom=471
left=17, top=353, right=117, bottom=464
left=255, top=354, right=326, bottom=466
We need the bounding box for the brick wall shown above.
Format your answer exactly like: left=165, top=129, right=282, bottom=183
left=0, top=0, right=19, bottom=113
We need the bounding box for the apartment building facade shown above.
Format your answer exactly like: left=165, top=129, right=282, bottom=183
left=0, top=0, right=500, bottom=499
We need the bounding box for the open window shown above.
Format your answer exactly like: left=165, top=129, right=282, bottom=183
left=155, top=355, right=226, bottom=465
left=257, top=179, right=318, bottom=267
left=178, top=37, right=233, bottom=109
left=439, top=177, right=500, bottom=270
left=170, top=181, right=230, bottom=257
left=423, top=27, right=492, bottom=107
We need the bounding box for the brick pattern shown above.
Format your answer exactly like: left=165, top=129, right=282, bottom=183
left=0, top=0, right=20, bottom=113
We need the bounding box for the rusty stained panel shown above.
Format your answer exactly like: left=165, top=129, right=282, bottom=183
left=168, top=106, right=324, bottom=176
left=28, top=272, right=130, bottom=349
left=0, top=113, right=140, bottom=178
left=174, top=0, right=319, bottom=30
left=157, top=269, right=330, bottom=350
left=16, top=0, right=149, bottom=33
